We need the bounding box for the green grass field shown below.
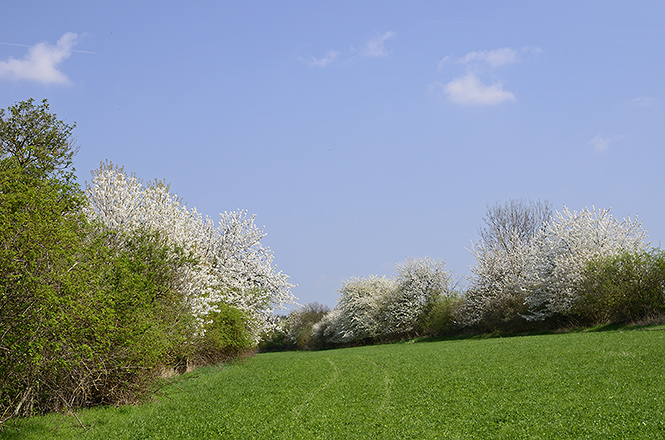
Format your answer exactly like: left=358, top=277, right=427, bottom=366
left=5, top=326, right=665, bottom=439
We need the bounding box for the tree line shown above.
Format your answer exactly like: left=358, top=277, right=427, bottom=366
left=263, top=199, right=665, bottom=350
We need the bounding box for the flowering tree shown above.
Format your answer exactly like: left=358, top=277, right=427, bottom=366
left=463, top=200, right=551, bottom=329
left=311, top=308, right=343, bottom=346
left=313, top=258, right=452, bottom=345
left=331, top=275, right=397, bottom=343
left=463, top=231, right=535, bottom=329
left=464, top=202, right=649, bottom=329
left=84, top=161, right=296, bottom=340
left=379, top=257, right=451, bottom=336
left=525, top=206, right=649, bottom=320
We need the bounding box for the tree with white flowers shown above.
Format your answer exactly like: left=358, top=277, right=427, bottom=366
left=332, top=275, right=396, bottom=343
left=463, top=202, right=649, bottom=329
left=84, top=161, right=296, bottom=340
left=525, top=206, right=649, bottom=320
left=313, top=258, right=452, bottom=344
left=463, top=200, right=551, bottom=329
left=379, top=257, right=451, bottom=336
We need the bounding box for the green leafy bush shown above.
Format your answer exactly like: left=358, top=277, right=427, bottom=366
left=420, top=293, right=463, bottom=337
left=0, top=99, right=198, bottom=422
left=0, top=100, right=88, bottom=420
left=196, top=302, right=254, bottom=364
left=79, top=227, right=198, bottom=402
left=577, top=249, right=665, bottom=324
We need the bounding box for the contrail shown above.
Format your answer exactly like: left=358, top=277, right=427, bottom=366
left=0, top=41, right=96, bottom=54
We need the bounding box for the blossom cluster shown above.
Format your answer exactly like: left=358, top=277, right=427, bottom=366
left=313, top=258, right=451, bottom=343
left=84, top=161, right=296, bottom=340
left=464, top=205, right=649, bottom=326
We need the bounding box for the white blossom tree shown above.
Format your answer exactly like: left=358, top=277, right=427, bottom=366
left=462, top=200, right=551, bottom=329
left=524, top=206, right=649, bottom=320
left=313, top=258, right=452, bottom=344
left=462, top=231, right=535, bottom=328
left=84, top=161, right=296, bottom=340
left=332, top=275, right=397, bottom=343
left=379, top=257, right=451, bottom=336
left=311, top=308, right=343, bottom=345
left=463, top=202, right=649, bottom=328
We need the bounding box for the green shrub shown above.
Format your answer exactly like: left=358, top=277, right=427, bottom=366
left=0, top=99, right=255, bottom=425
left=420, top=293, right=463, bottom=337
left=577, top=249, right=665, bottom=324
left=0, top=154, right=88, bottom=419
left=284, top=302, right=330, bottom=350
left=0, top=175, right=196, bottom=419
left=196, top=302, right=254, bottom=364
left=79, top=226, right=198, bottom=402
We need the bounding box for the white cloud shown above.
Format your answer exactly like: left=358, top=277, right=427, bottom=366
left=0, top=33, right=79, bottom=84
left=436, top=55, right=451, bottom=71
left=435, top=46, right=540, bottom=106
left=521, top=46, right=544, bottom=56
left=629, top=95, right=657, bottom=107
left=308, top=50, right=340, bottom=68
left=306, top=31, right=395, bottom=67
left=588, top=134, right=616, bottom=153
left=459, top=47, right=520, bottom=67
left=362, top=31, right=395, bottom=58
left=443, top=73, right=515, bottom=106
left=456, top=46, right=542, bottom=68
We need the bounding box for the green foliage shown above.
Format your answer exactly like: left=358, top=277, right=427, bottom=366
left=0, top=189, right=197, bottom=419
left=288, top=302, right=330, bottom=349
left=196, top=302, right=254, bottom=364
left=79, top=227, right=198, bottom=398
left=577, top=249, right=665, bottom=324
left=0, top=99, right=201, bottom=423
left=0, top=98, right=77, bottom=182
left=419, top=293, right=463, bottom=337
left=8, top=327, right=665, bottom=439
left=0, top=118, right=86, bottom=420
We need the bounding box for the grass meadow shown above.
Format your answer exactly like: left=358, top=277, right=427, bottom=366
left=4, top=325, right=665, bottom=439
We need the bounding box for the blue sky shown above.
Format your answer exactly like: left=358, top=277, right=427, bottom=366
left=2, top=2, right=664, bottom=310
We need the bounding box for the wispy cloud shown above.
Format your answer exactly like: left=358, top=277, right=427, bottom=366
left=307, top=31, right=395, bottom=68
left=443, top=73, right=515, bottom=106
left=362, top=31, right=395, bottom=58
left=589, top=134, right=621, bottom=153
left=459, top=47, right=520, bottom=67
left=629, top=95, right=657, bottom=107
left=442, top=46, right=541, bottom=69
left=308, top=50, right=340, bottom=68
left=436, top=55, right=451, bottom=71
left=0, top=33, right=79, bottom=84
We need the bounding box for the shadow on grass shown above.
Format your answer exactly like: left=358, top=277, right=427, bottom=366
left=409, top=316, right=665, bottom=345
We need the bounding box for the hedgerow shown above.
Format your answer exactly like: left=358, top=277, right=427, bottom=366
left=576, top=248, right=665, bottom=324
left=0, top=99, right=294, bottom=425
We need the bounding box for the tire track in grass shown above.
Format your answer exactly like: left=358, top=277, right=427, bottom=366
left=291, top=357, right=339, bottom=418
left=356, top=355, right=393, bottom=412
